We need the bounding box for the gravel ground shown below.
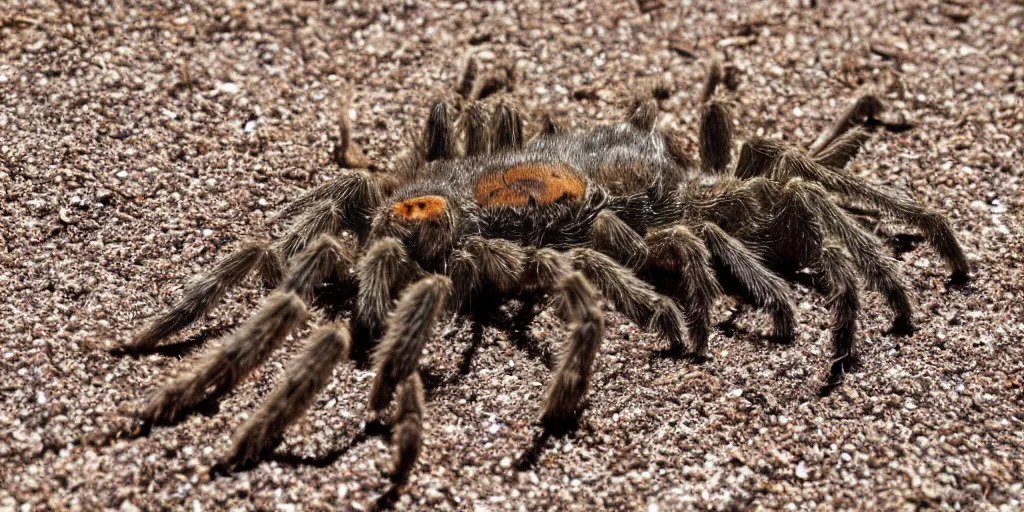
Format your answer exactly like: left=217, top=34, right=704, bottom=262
left=2, top=0, right=1023, bottom=510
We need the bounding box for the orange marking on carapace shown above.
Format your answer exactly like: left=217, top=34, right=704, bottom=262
left=473, top=163, right=586, bottom=207
left=391, top=195, right=449, bottom=221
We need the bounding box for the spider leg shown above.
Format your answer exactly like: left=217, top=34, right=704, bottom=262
left=455, top=243, right=605, bottom=425
left=137, top=292, right=307, bottom=426
left=540, top=271, right=604, bottom=426
left=136, top=235, right=351, bottom=426
left=771, top=181, right=877, bottom=393
left=692, top=222, right=797, bottom=343
left=355, top=238, right=420, bottom=336
left=268, top=170, right=390, bottom=239
left=567, top=247, right=687, bottom=353
left=808, top=95, right=883, bottom=156
left=127, top=241, right=283, bottom=351
left=491, top=101, right=524, bottom=152
left=777, top=179, right=914, bottom=330
left=782, top=147, right=969, bottom=278
left=627, top=98, right=658, bottom=133
left=424, top=101, right=457, bottom=162
left=697, top=58, right=733, bottom=174
left=522, top=249, right=604, bottom=426
left=461, top=101, right=491, bottom=157
left=390, top=371, right=425, bottom=485
left=816, top=243, right=861, bottom=395
left=464, top=236, right=528, bottom=295
left=274, top=199, right=354, bottom=259
left=739, top=140, right=970, bottom=280
left=699, top=101, right=732, bottom=174
left=368, top=275, right=453, bottom=415
left=591, top=210, right=649, bottom=270
left=220, top=323, right=351, bottom=470
left=813, top=127, right=871, bottom=170
left=644, top=225, right=722, bottom=359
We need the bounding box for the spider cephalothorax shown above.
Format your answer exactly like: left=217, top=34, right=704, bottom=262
left=119, top=60, right=969, bottom=497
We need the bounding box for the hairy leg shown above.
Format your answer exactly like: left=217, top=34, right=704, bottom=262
left=696, top=58, right=733, bottom=174
left=736, top=138, right=969, bottom=279
left=567, top=247, right=686, bottom=352
left=769, top=182, right=864, bottom=393
left=390, top=372, right=426, bottom=485
left=644, top=225, right=722, bottom=358
left=777, top=150, right=969, bottom=279
left=627, top=98, right=658, bottom=133
left=808, top=95, right=883, bottom=156
left=368, top=275, right=453, bottom=416
left=137, top=292, right=308, bottom=426
left=692, top=222, right=796, bottom=342
left=816, top=243, right=861, bottom=395
left=136, top=234, right=355, bottom=426
left=268, top=170, right=389, bottom=239
left=220, top=323, right=351, bottom=469
left=355, top=237, right=419, bottom=336
left=464, top=236, right=527, bottom=295
left=491, top=102, right=524, bottom=152
left=591, top=210, right=649, bottom=270
left=518, top=249, right=605, bottom=425
left=128, top=241, right=282, bottom=351
left=461, top=101, right=491, bottom=157
left=424, top=101, right=457, bottom=162
left=813, top=127, right=871, bottom=170
left=777, top=179, right=914, bottom=329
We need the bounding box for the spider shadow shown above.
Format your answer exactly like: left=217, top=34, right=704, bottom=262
left=487, top=295, right=554, bottom=369
left=212, top=421, right=393, bottom=478
left=438, top=294, right=552, bottom=393
left=109, top=324, right=235, bottom=358
left=514, top=416, right=582, bottom=472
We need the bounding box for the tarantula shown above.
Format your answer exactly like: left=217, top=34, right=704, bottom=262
left=121, top=61, right=968, bottom=492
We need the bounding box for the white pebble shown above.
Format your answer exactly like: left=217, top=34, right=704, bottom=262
left=795, top=461, right=809, bottom=479
left=217, top=82, right=240, bottom=94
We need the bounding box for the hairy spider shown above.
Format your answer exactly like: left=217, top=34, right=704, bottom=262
left=120, top=61, right=969, bottom=494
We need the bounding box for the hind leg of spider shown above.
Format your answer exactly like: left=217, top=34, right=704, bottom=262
left=643, top=225, right=722, bottom=360
left=815, top=243, right=862, bottom=396
left=770, top=182, right=866, bottom=393
left=779, top=179, right=915, bottom=332
left=126, top=241, right=284, bottom=352
left=808, top=95, right=883, bottom=157
left=136, top=235, right=353, bottom=427
left=692, top=222, right=797, bottom=343
left=737, top=139, right=970, bottom=281
left=567, top=247, right=687, bottom=353
left=219, top=323, right=351, bottom=471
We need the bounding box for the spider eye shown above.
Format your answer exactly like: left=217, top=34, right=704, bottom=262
left=391, top=195, right=448, bottom=222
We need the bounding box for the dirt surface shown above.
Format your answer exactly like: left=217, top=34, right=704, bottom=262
left=2, top=0, right=1023, bottom=510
